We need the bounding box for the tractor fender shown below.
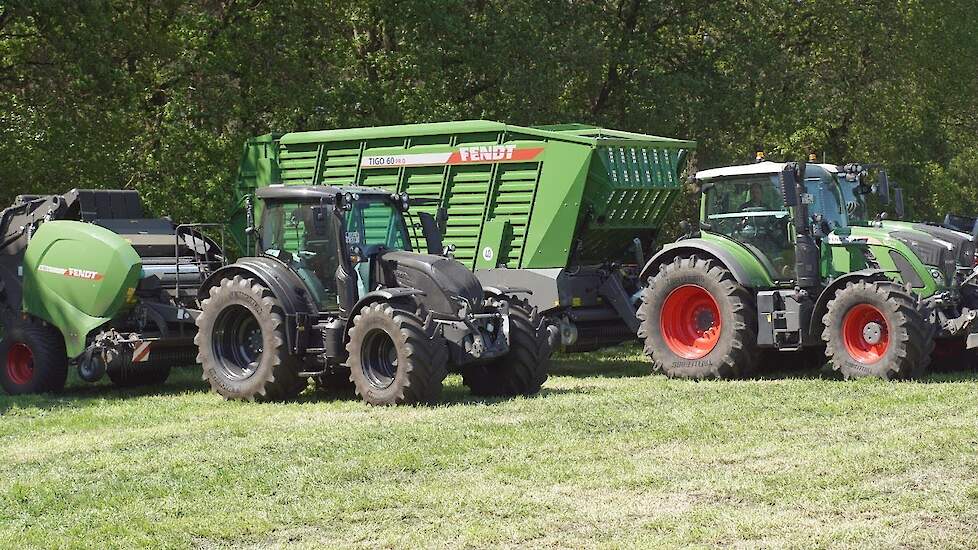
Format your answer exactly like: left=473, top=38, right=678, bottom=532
left=198, top=257, right=318, bottom=354
left=349, top=288, right=427, bottom=315
left=808, top=269, right=888, bottom=339
left=482, top=286, right=532, bottom=298
left=639, top=239, right=769, bottom=288
left=343, top=288, right=427, bottom=341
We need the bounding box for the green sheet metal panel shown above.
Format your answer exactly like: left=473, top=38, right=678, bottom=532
left=22, top=221, right=142, bottom=357
left=230, top=121, right=694, bottom=270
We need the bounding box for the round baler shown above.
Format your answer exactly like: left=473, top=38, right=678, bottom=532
left=0, top=190, right=221, bottom=394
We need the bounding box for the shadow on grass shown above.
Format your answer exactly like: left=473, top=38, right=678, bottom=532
left=551, top=343, right=978, bottom=384
left=4, top=352, right=975, bottom=415
left=294, top=380, right=582, bottom=407
left=0, top=366, right=209, bottom=414
left=549, top=343, right=654, bottom=379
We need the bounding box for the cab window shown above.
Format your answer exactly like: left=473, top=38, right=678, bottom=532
left=344, top=200, right=410, bottom=251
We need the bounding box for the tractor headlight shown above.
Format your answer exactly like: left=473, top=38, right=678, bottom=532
left=929, top=267, right=943, bottom=280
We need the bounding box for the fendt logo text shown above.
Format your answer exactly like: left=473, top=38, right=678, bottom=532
left=360, top=146, right=544, bottom=169
left=456, top=145, right=518, bottom=162
left=38, top=264, right=104, bottom=281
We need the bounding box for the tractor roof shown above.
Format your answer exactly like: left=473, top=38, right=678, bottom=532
left=696, top=161, right=839, bottom=181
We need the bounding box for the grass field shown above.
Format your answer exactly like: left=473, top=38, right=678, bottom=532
left=2, top=344, right=978, bottom=549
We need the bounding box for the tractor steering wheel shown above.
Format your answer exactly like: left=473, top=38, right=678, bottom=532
left=734, top=207, right=784, bottom=246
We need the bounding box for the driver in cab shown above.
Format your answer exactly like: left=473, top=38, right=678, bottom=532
left=740, top=182, right=768, bottom=210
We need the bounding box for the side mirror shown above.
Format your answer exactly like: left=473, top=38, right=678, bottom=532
left=876, top=170, right=891, bottom=204
left=779, top=165, right=799, bottom=207
left=892, top=187, right=905, bottom=219
left=418, top=211, right=444, bottom=255
left=436, top=206, right=449, bottom=234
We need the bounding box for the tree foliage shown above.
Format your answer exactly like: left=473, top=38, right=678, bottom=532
left=1, top=0, right=976, bottom=227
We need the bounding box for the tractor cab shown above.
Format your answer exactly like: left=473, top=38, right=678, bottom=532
left=253, top=185, right=438, bottom=314
left=834, top=163, right=905, bottom=225
left=696, top=161, right=848, bottom=282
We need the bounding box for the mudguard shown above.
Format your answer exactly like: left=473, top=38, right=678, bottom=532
left=809, top=269, right=888, bottom=338
left=482, top=286, right=532, bottom=297
left=343, top=288, right=428, bottom=341
left=639, top=238, right=773, bottom=288
left=348, top=288, right=426, bottom=316
left=199, top=256, right=319, bottom=354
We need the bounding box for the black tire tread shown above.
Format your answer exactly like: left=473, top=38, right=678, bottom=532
left=346, top=302, right=448, bottom=405
left=822, top=281, right=932, bottom=380
left=462, top=297, right=551, bottom=397
left=195, top=275, right=303, bottom=402
left=637, top=256, right=758, bottom=379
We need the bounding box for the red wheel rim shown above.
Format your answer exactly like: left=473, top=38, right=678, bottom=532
left=660, top=285, right=722, bottom=359
left=842, top=304, right=890, bottom=364
left=6, top=342, right=34, bottom=385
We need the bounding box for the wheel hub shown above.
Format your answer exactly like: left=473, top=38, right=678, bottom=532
left=842, top=304, right=890, bottom=364
left=862, top=322, right=883, bottom=345
left=212, top=305, right=264, bottom=380
left=694, top=308, right=716, bottom=332
left=361, top=329, right=399, bottom=389
left=660, top=284, right=723, bottom=360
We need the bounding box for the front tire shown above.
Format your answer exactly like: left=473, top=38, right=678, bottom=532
left=637, top=256, right=759, bottom=379
left=195, top=276, right=304, bottom=401
left=462, top=297, right=551, bottom=397
left=0, top=317, right=68, bottom=395
left=346, top=302, right=448, bottom=405
left=822, top=281, right=932, bottom=379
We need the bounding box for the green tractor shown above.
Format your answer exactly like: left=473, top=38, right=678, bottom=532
left=835, top=163, right=978, bottom=368
left=637, top=161, right=978, bottom=379
left=194, top=185, right=551, bottom=405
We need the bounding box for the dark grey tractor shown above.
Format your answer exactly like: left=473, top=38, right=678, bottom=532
left=194, top=185, right=551, bottom=405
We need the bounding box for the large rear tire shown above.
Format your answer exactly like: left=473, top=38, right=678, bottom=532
left=637, top=256, right=759, bottom=379
left=822, top=281, right=933, bottom=379
left=347, top=302, right=448, bottom=405
left=0, top=317, right=68, bottom=395
left=195, top=276, right=304, bottom=401
left=462, top=297, right=551, bottom=397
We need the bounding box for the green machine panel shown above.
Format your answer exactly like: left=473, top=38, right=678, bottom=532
left=22, top=221, right=142, bottom=357
left=230, top=121, right=695, bottom=271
